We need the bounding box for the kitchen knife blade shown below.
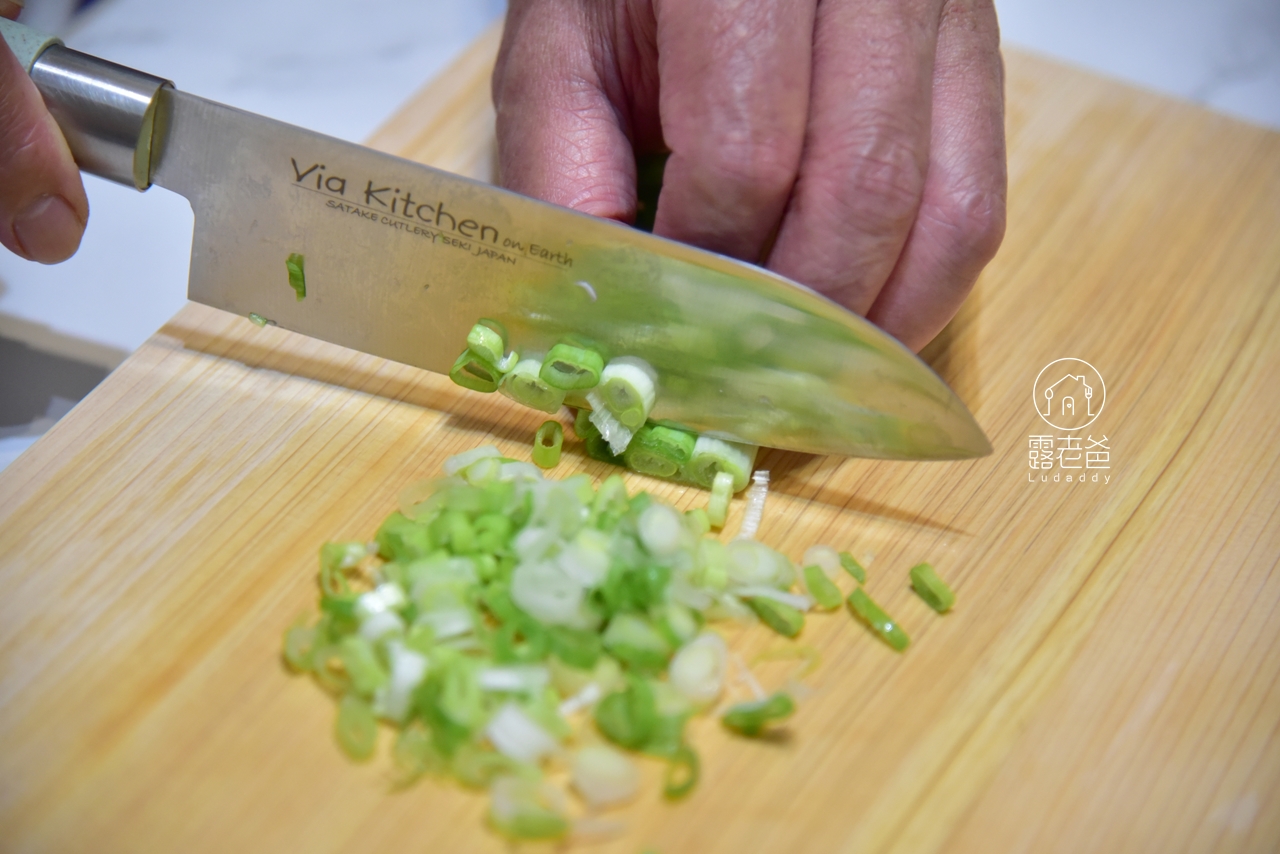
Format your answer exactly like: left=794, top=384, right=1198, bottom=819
left=4, top=20, right=991, bottom=460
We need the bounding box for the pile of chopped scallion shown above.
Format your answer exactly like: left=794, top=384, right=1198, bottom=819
left=283, top=446, right=956, bottom=843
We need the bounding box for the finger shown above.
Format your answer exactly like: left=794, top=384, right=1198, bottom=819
left=767, top=0, right=942, bottom=314
left=492, top=0, right=637, bottom=220
left=0, top=37, right=89, bottom=264
left=650, top=0, right=814, bottom=261
left=1, top=2, right=24, bottom=21
left=865, top=0, right=1006, bottom=351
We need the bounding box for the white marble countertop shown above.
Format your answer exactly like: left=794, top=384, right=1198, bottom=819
left=0, top=0, right=1275, bottom=472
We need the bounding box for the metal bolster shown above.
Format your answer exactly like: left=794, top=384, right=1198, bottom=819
left=30, top=45, right=173, bottom=191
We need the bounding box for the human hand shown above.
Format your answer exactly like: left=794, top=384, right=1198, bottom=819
left=0, top=4, right=89, bottom=264
left=492, top=0, right=1006, bottom=352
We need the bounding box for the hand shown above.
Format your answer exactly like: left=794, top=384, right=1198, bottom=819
left=0, top=6, right=89, bottom=264
left=492, top=0, right=1006, bottom=352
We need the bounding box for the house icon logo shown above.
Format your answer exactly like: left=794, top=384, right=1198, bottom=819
left=1033, top=358, right=1106, bottom=431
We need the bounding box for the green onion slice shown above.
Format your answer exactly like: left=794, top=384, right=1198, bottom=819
left=682, top=436, right=758, bottom=492
left=500, top=358, right=566, bottom=413
left=847, top=588, right=909, bottom=651
left=540, top=341, right=605, bottom=390
left=839, top=551, right=867, bottom=583
left=335, top=694, right=378, bottom=760
left=598, top=356, right=657, bottom=429
left=594, top=676, right=658, bottom=750
left=285, top=252, right=306, bottom=300
left=802, top=564, right=843, bottom=610
left=623, top=422, right=695, bottom=479
left=745, top=596, right=805, bottom=638
left=663, top=743, right=699, bottom=800
left=449, top=350, right=503, bottom=393
left=532, top=420, right=564, bottom=469
left=247, top=312, right=272, bottom=327
left=573, top=409, right=625, bottom=465
left=721, top=691, right=795, bottom=737
left=909, top=562, right=955, bottom=613
left=466, top=318, right=508, bottom=366
left=706, top=470, right=733, bottom=529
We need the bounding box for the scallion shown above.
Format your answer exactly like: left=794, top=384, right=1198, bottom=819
left=745, top=596, right=805, bottom=638
left=910, top=562, right=955, bottom=613
left=449, top=350, right=504, bottom=393
left=623, top=422, right=695, bottom=479
left=500, top=358, right=566, bottom=413
left=721, top=692, right=795, bottom=737
left=598, top=356, right=657, bottom=429
left=540, top=341, right=604, bottom=390
left=839, top=551, right=868, bottom=584
left=335, top=694, right=378, bottom=760
left=663, top=743, right=699, bottom=800
left=466, top=318, right=508, bottom=367
left=683, top=436, right=758, bottom=492
left=847, top=588, right=909, bottom=651
left=802, top=564, right=843, bottom=610
left=286, top=252, right=306, bottom=300
left=533, top=421, right=563, bottom=469
left=705, top=470, right=734, bottom=529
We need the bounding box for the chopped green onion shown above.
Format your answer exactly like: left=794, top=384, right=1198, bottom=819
left=594, top=676, right=658, bottom=750
left=574, top=409, right=625, bottom=465
left=721, top=692, right=795, bottom=737
left=802, top=564, right=843, bottom=610
left=598, top=356, right=657, bottom=429
left=663, top=743, right=699, bottom=800
left=623, top=422, right=695, bottom=479
left=910, top=562, right=955, bottom=613
left=601, top=613, right=672, bottom=673
left=340, top=635, right=390, bottom=695
left=500, top=358, right=566, bottom=413
left=847, top=588, right=909, bottom=651
left=682, top=437, right=758, bottom=492
left=466, top=318, right=508, bottom=366
left=335, top=694, right=378, bottom=760
left=839, top=551, right=867, bottom=584
left=488, top=775, right=570, bottom=841
left=540, top=341, right=604, bottom=390
left=745, top=596, right=805, bottom=638
left=286, top=252, right=306, bottom=300
left=570, top=744, right=640, bottom=808
left=247, top=312, right=272, bottom=327
left=803, top=545, right=842, bottom=579
left=586, top=392, right=636, bottom=455
left=706, top=470, right=733, bottom=529
left=533, top=420, right=563, bottom=469
left=449, top=350, right=503, bottom=393
left=684, top=507, right=711, bottom=538
left=391, top=722, right=440, bottom=785
left=668, top=632, right=727, bottom=706
left=282, top=619, right=318, bottom=671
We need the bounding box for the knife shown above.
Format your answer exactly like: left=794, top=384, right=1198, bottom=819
left=2, top=19, right=990, bottom=461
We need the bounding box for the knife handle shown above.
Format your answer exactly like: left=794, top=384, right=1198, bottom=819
left=1, top=17, right=171, bottom=190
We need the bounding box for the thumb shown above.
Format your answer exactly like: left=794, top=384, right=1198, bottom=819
left=0, top=33, right=89, bottom=264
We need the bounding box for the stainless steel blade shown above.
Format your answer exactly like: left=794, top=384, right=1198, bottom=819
left=149, top=88, right=990, bottom=460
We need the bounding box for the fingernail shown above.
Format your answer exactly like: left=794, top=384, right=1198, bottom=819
left=0, top=0, right=26, bottom=20
left=13, top=195, right=84, bottom=264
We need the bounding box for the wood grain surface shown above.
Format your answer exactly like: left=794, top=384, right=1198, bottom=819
left=2, top=22, right=1279, bottom=853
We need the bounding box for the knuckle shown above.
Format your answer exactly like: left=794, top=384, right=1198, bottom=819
left=815, top=120, right=928, bottom=233
left=925, top=181, right=1007, bottom=270
left=697, top=136, right=802, bottom=203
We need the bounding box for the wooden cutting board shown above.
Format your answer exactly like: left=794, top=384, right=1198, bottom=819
left=2, top=21, right=1279, bottom=853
